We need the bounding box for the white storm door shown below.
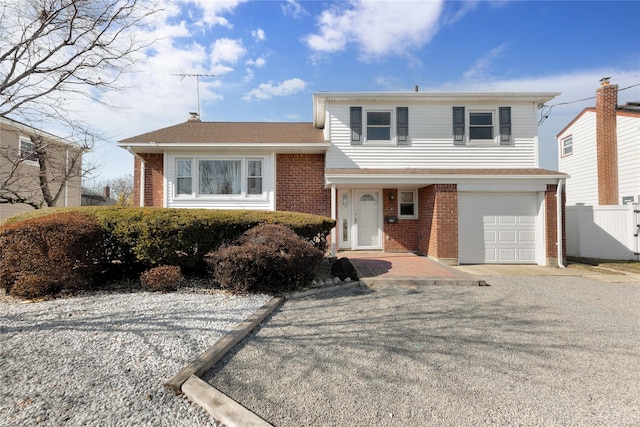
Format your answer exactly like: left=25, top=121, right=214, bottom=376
left=355, top=190, right=381, bottom=249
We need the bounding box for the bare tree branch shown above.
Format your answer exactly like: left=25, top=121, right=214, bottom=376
left=0, top=0, right=159, bottom=209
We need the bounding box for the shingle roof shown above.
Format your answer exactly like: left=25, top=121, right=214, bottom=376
left=119, top=121, right=326, bottom=144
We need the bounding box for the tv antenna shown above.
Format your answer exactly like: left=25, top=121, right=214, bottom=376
left=172, top=72, right=216, bottom=119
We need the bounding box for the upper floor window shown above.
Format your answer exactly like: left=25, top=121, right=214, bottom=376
left=469, top=112, right=494, bottom=140
left=350, top=106, right=409, bottom=145
left=367, top=111, right=391, bottom=141
left=561, top=136, right=573, bottom=157
left=453, top=106, right=511, bottom=146
left=19, top=136, right=38, bottom=163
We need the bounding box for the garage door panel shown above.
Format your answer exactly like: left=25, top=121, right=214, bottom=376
left=498, top=230, right=516, bottom=243
left=519, top=230, right=535, bottom=243
left=499, top=216, right=516, bottom=225
left=497, top=248, right=517, bottom=262
left=459, top=192, right=538, bottom=264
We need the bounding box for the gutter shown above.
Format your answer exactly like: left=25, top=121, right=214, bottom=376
left=556, top=178, right=566, bottom=268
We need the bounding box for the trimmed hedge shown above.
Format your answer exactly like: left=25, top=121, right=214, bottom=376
left=1, top=207, right=335, bottom=294
left=0, top=212, right=109, bottom=298
left=207, top=224, right=324, bottom=294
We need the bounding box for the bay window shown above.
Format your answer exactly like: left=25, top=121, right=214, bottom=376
left=175, top=157, right=264, bottom=197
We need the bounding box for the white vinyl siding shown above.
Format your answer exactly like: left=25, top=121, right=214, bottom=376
left=165, top=152, right=274, bottom=210
left=617, top=114, right=640, bottom=203
left=326, top=102, right=539, bottom=169
left=557, top=112, right=598, bottom=205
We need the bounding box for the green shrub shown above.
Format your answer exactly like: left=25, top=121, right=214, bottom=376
left=0, top=212, right=108, bottom=298
left=206, top=224, right=324, bottom=294
left=2, top=207, right=335, bottom=277
left=140, top=265, right=183, bottom=292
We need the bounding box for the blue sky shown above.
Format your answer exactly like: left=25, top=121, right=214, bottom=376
left=81, top=0, right=640, bottom=182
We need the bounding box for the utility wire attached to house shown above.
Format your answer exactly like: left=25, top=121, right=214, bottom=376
left=172, top=72, right=216, bottom=120
left=538, top=82, right=640, bottom=126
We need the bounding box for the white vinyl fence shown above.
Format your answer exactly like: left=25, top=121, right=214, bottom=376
left=566, top=203, right=640, bottom=260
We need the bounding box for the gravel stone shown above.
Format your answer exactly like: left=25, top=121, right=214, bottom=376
left=205, top=276, right=640, bottom=426
left=0, top=287, right=269, bottom=426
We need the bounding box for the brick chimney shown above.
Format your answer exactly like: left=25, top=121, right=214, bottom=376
left=102, top=186, right=110, bottom=199
left=596, top=79, right=618, bottom=205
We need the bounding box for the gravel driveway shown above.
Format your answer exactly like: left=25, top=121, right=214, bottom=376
left=0, top=288, right=269, bottom=426
left=205, top=276, right=640, bottom=426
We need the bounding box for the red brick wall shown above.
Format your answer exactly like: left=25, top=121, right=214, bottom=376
left=276, top=154, right=330, bottom=216
left=382, top=188, right=418, bottom=252
left=135, top=153, right=164, bottom=207
left=418, top=184, right=458, bottom=262
left=596, top=83, right=619, bottom=205
left=545, top=184, right=566, bottom=265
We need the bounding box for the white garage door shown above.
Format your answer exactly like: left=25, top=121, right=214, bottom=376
left=458, top=193, right=538, bottom=264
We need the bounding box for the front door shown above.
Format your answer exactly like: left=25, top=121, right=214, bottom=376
left=355, top=190, right=381, bottom=249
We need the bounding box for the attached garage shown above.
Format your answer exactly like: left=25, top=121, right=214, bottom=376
left=458, top=192, right=542, bottom=264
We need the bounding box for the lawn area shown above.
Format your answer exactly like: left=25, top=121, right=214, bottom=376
left=567, top=257, right=640, bottom=274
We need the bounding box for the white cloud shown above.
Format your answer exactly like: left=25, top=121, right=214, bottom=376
left=243, top=78, right=307, bottom=101
left=210, top=38, right=246, bottom=64
left=251, top=28, right=266, bottom=41
left=463, top=44, right=508, bottom=81
left=186, top=0, right=247, bottom=28
left=246, top=57, right=266, bottom=68
left=281, top=0, right=308, bottom=18
left=305, top=0, right=444, bottom=60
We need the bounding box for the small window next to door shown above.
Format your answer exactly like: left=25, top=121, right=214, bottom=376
left=399, top=190, right=417, bottom=218
left=342, top=193, right=349, bottom=242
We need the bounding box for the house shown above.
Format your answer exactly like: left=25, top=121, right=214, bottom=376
left=557, top=81, right=640, bottom=206
left=82, top=186, right=117, bottom=206
left=556, top=81, right=640, bottom=260
left=119, top=90, right=568, bottom=266
left=0, top=117, right=82, bottom=221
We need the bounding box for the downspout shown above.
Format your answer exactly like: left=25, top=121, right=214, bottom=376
left=127, top=147, right=145, bottom=207
left=556, top=178, right=565, bottom=268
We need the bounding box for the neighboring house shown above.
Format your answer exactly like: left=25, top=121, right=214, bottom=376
left=81, top=186, right=117, bottom=206
left=556, top=81, right=640, bottom=260
left=0, top=117, right=82, bottom=221
left=557, top=81, right=640, bottom=206
left=119, top=91, right=568, bottom=266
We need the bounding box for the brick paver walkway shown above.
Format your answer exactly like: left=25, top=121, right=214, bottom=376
left=338, top=252, right=463, bottom=280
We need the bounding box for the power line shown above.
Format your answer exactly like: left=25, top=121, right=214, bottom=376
left=538, top=83, right=640, bottom=125
left=172, top=72, right=216, bottom=119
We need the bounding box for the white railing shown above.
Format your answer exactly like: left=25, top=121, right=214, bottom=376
left=566, top=203, right=640, bottom=260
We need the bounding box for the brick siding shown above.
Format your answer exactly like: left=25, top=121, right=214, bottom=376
left=545, top=184, right=567, bottom=265
left=276, top=154, right=330, bottom=216
left=596, top=83, right=619, bottom=205
left=133, top=153, right=164, bottom=207
left=382, top=189, right=418, bottom=252
left=417, top=184, right=458, bottom=263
